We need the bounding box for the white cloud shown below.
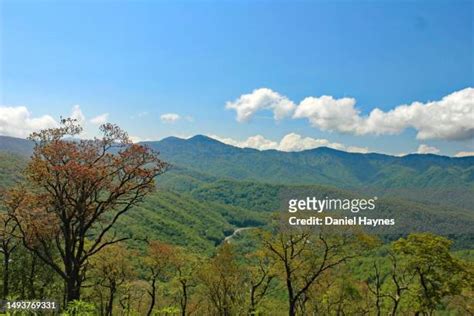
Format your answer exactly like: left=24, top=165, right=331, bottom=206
left=416, top=144, right=440, bottom=154
left=278, top=133, right=343, bottom=151
left=362, top=88, right=474, bottom=140
left=0, top=105, right=103, bottom=139
left=228, top=87, right=474, bottom=141
left=129, top=135, right=153, bottom=143
left=0, top=106, right=59, bottom=138
left=454, top=151, right=474, bottom=157
left=160, top=113, right=181, bottom=123
left=226, top=88, right=295, bottom=122
left=207, top=134, right=278, bottom=150
left=71, top=104, right=86, bottom=126
left=295, top=88, right=474, bottom=140
left=241, top=135, right=278, bottom=150
left=346, top=146, right=370, bottom=154
left=294, top=88, right=474, bottom=140
left=208, top=133, right=369, bottom=153
left=90, top=113, right=109, bottom=125
left=294, top=96, right=360, bottom=133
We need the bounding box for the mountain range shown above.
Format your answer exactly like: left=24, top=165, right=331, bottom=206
left=1, top=134, right=473, bottom=249
left=2, top=134, right=473, bottom=209
left=143, top=135, right=474, bottom=209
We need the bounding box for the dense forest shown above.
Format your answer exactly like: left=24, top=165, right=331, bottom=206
left=0, top=121, right=473, bottom=315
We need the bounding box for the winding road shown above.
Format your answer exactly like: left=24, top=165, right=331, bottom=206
left=223, top=227, right=254, bottom=243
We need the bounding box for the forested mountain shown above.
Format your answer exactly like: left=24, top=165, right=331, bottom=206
left=158, top=168, right=474, bottom=245
left=145, top=135, right=474, bottom=188
left=2, top=139, right=472, bottom=252
left=0, top=135, right=34, bottom=156
left=3, top=133, right=473, bottom=190
left=145, top=135, right=474, bottom=209
left=2, top=134, right=473, bottom=209
left=0, top=152, right=27, bottom=188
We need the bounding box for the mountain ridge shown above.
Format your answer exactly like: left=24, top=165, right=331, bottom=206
left=2, top=134, right=473, bottom=160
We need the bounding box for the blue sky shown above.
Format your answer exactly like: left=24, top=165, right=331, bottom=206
left=1, top=0, right=472, bottom=156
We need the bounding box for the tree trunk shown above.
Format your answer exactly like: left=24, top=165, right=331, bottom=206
left=2, top=251, right=9, bottom=299
left=65, top=276, right=81, bottom=303
left=146, top=277, right=157, bottom=316
left=288, top=299, right=296, bottom=316
left=106, top=284, right=116, bottom=316
left=28, top=255, right=37, bottom=299
left=286, top=268, right=295, bottom=316
left=181, top=280, right=187, bottom=316
left=249, top=285, right=256, bottom=315
left=391, top=298, right=400, bottom=316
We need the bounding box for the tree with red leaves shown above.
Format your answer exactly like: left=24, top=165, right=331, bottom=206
left=4, top=118, right=168, bottom=304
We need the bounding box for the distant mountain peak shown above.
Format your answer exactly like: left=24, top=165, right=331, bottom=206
left=159, top=136, right=186, bottom=142
left=188, top=135, right=221, bottom=143
left=304, top=146, right=344, bottom=154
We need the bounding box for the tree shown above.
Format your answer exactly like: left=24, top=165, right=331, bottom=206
left=367, top=261, right=384, bottom=316
left=392, top=233, right=469, bottom=315
left=260, top=226, right=376, bottom=316
left=198, top=243, right=245, bottom=316
left=89, top=244, right=134, bottom=316
left=143, top=241, right=175, bottom=316
left=385, top=252, right=412, bottom=315
left=8, top=246, right=61, bottom=300
left=244, top=249, right=276, bottom=315
left=0, top=213, right=19, bottom=299
left=308, top=266, right=369, bottom=315
left=170, top=247, right=200, bottom=316
left=4, top=119, right=168, bottom=303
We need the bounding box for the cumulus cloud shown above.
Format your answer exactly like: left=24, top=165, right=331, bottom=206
left=160, top=113, right=181, bottom=123
left=361, top=88, right=474, bottom=140
left=207, top=134, right=278, bottom=150
left=346, top=146, right=371, bottom=154
left=0, top=106, right=59, bottom=138
left=128, top=135, right=153, bottom=143
left=454, top=151, right=474, bottom=157
left=208, top=133, right=369, bottom=153
left=71, top=105, right=86, bottom=126
left=416, top=144, right=440, bottom=154
left=228, top=87, right=474, bottom=141
left=226, top=88, right=295, bottom=122
left=0, top=105, right=107, bottom=139
left=293, top=96, right=360, bottom=133
left=295, top=88, right=474, bottom=140
left=278, top=133, right=343, bottom=151
left=90, top=113, right=109, bottom=125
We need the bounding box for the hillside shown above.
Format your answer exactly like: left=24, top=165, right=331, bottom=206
left=144, top=135, right=474, bottom=209
left=159, top=169, right=474, bottom=244
left=0, top=152, right=27, bottom=188
left=115, top=188, right=267, bottom=253
left=0, top=135, right=34, bottom=156
left=0, top=152, right=267, bottom=253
